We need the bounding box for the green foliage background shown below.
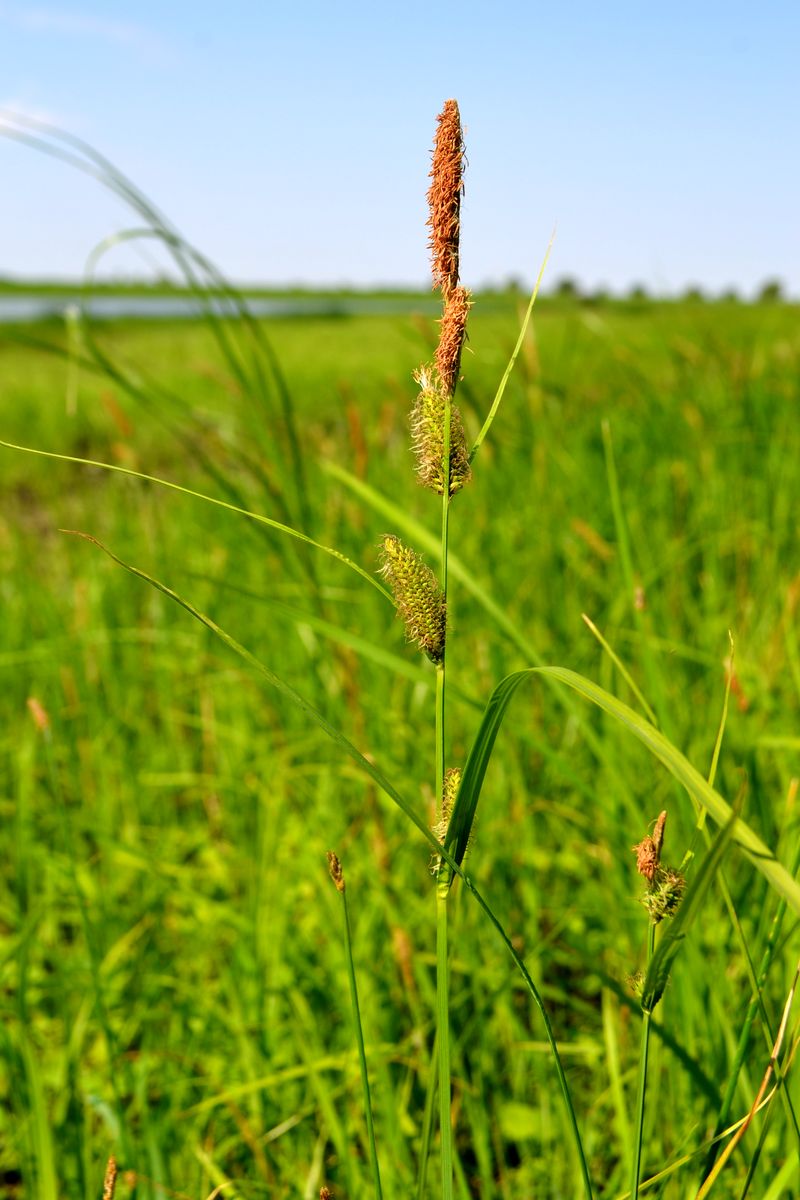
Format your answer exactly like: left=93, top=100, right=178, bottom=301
left=2, top=296, right=799, bottom=1197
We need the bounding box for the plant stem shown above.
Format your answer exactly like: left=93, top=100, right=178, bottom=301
left=415, top=1029, right=439, bottom=1200
left=437, top=884, right=454, bottom=1200
left=340, top=884, right=383, bottom=1199
left=631, top=920, right=656, bottom=1199
left=436, top=369, right=455, bottom=1199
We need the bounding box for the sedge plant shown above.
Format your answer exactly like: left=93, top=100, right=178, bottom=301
left=5, top=101, right=800, bottom=1198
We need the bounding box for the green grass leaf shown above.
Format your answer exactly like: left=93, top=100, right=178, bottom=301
left=444, top=665, right=800, bottom=916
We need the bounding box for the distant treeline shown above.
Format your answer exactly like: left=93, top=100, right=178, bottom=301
left=0, top=275, right=792, bottom=304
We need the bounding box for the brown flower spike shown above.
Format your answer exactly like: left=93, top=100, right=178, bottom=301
left=632, top=811, right=686, bottom=923
left=632, top=810, right=667, bottom=883
left=427, top=99, right=464, bottom=297
left=436, top=284, right=471, bottom=397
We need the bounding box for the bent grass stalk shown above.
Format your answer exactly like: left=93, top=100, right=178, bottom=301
left=326, top=854, right=383, bottom=1200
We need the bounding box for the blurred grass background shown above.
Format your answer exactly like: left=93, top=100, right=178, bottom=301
left=2, top=295, right=799, bottom=1197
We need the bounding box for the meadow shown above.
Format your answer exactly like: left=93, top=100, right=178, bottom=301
left=2, top=292, right=800, bottom=1199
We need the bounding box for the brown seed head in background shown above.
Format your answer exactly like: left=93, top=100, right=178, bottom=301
left=26, top=696, right=50, bottom=732
left=427, top=99, right=464, bottom=297
left=103, top=1157, right=118, bottom=1200
left=327, top=851, right=345, bottom=893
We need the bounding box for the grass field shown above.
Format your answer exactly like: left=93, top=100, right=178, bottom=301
left=2, top=295, right=800, bottom=1198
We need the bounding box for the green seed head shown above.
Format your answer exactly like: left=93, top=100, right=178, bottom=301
left=379, top=534, right=446, bottom=664
left=641, top=866, right=686, bottom=923
left=410, top=366, right=471, bottom=496
left=431, top=766, right=464, bottom=882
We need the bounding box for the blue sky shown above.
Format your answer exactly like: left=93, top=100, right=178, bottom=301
left=0, top=1, right=797, bottom=295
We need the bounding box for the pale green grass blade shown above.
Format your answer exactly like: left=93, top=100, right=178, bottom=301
left=541, top=667, right=800, bottom=912
left=0, top=441, right=389, bottom=602
left=444, top=666, right=800, bottom=913
left=334, top=866, right=384, bottom=1199
left=469, top=231, right=555, bottom=463
left=641, top=815, right=737, bottom=1013
left=581, top=613, right=658, bottom=725
left=602, top=989, right=633, bottom=1172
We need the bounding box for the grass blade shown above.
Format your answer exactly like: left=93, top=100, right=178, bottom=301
left=468, top=231, right=554, bottom=463
left=0, top=441, right=389, bottom=602
left=327, top=855, right=383, bottom=1199
left=445, top=666, right=800, bottom=914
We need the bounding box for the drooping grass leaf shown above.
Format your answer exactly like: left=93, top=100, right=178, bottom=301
left=0, top=440, right=389, bottom=602
left=444, top=666, right=800, bottom=916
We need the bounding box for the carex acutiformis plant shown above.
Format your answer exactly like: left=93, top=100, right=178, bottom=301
left=378, top=97, right=474, bottom=1199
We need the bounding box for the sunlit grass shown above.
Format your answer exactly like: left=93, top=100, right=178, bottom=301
left=2, top=287, right=800, bottom=1197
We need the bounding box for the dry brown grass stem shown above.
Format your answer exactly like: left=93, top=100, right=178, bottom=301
left=427, top=99, right=464, bottom=297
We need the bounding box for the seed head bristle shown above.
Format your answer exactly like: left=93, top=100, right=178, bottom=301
left=432, top=766, right=462, bottom=844
left=427, top=99, right=464, bottom=297
left=632, top=834, right=660, bottom=883
left=379, top=534, right=446, bottom=663
left=436, top=285, right=471, bottom=397
left=410, top=366, right=471, bottom=495
left=641, top=867, right=686, bottom=923
left=431, top=766, right=464, bottom=879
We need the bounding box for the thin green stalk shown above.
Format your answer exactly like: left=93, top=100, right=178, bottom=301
left=631, top=921, right=656, bottom=1200
left=436, top=373, right=455, bottom=1200
left=437, top=888, right=454, bottom=1200
left=339, top=881, right=383, bottom=1198
left=581, top=613, right=658, bottom=725
left=469, top=231, right=554, bottom=464
left=415, top=1029, right=439, bottom=1200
